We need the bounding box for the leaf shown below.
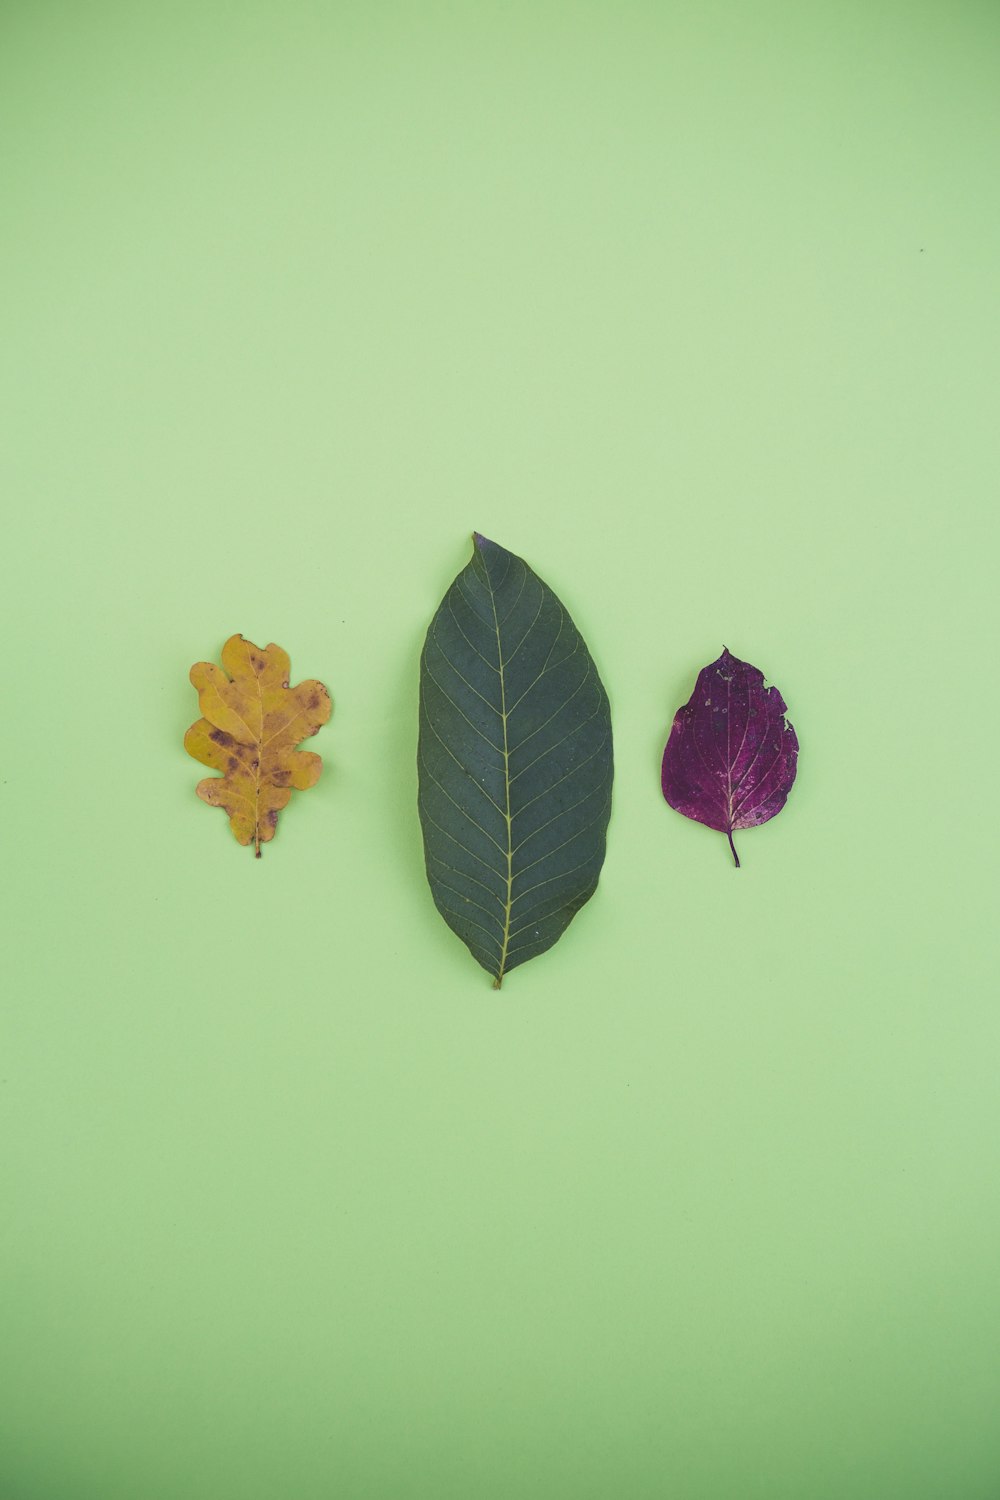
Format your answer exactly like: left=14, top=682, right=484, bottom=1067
left=184, top=634, right=331, bottom=856
left=418, top=534, right=614, bottom=987
left=661, top=647, right=798, bottom=867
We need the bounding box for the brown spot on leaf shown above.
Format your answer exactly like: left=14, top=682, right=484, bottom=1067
left=209, top=728, right=234, bottom=746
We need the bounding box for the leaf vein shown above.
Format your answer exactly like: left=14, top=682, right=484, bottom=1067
left=512, top=729, right=610, bottom=823
left=419, top=684, right=508, bottom=819
left=421, top=660, right=504, bottom=756
left=419, top=809, right=503, bottom=877
left=446, top=593, right=500, bottom=672
left=503, top=588, right=545, bottom=667
left=428, top=873, right=507, bottom=922
left=417, top=751, right=507, bottom=854
left=427, top=851, right=506, bottom=903
left=511, top=796, right=611, bottom=886
left=511, top=776, right=608, bottom=858
left=497, top=559, right=528, bottom=628
left=507, top=663, right=594, bottom=757
left=508, top=695, right=603, bottom=790
left=432, top=899, right=505, bottom=955
left=429, top=626, right=503, bottom=713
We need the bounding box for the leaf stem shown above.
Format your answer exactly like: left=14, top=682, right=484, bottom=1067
left=727, top=829, right=740, bottom=868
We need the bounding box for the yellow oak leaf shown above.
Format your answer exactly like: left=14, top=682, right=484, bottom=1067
left=184, top=634, right=331, bottom=856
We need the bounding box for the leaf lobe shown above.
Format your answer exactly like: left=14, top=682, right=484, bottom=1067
left=184, top=634, right=331, bottom=856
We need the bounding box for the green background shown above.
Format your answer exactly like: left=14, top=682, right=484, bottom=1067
left=2, top=2, right=998, bottom=1496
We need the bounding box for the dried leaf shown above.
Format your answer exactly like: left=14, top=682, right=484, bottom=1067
left=661, top=647, right=798, bottom=867
left=418, top=534, right=613, bottom=986
left=184, top=634, right=331, bottom=856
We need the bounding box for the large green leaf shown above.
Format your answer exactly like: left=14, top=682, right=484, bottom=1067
left=418, top=534, right=613, bottom=986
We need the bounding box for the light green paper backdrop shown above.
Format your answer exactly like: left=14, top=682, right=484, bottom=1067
left=2, top=3, right=998, bottom=1497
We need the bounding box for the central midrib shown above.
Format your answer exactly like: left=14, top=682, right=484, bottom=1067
left=247, top=640, right=264, bottom=857
left=725, top=669, right=733, bottom=828
left=485, top=577, right=513, bottom=989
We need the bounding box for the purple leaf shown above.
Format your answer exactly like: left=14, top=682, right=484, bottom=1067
left=661, top=648, right=798, bottom=867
